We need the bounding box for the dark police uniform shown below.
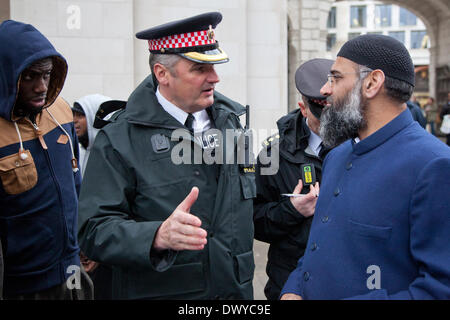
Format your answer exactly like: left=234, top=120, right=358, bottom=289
left=253, top=59, right=333, bottom=300
left=78, top=12, right=256, bottom=300
left=0, top=238, right=3, bottom=299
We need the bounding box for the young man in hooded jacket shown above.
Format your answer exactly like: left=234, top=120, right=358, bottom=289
left=0, top=20, right=92, bottom=299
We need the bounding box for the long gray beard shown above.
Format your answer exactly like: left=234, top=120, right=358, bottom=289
left=319, top=82, right=367, bottom=148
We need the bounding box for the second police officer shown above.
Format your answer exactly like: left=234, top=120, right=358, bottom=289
left=254, top=59, right=334, bottom=300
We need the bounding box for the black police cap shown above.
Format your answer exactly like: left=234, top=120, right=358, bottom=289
left=295, top=58, right=334, bottom=118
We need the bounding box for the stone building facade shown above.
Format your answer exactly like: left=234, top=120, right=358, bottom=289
left=1, top=0, right=449, bottom=144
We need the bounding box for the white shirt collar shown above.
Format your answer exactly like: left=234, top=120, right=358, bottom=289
left=156, top=86, right=188, bottom=125
left=306, top=118, right=323, bottom=157
left=156, top=86, right=211, bottom=133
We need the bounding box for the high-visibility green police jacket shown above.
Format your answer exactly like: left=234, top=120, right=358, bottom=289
left=78, top=76, right=256, bottom=299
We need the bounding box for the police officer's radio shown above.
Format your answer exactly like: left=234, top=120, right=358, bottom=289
left=300, top=163, right=316, bottom=186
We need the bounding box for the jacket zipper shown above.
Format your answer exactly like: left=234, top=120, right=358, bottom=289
left=27, top=118, right=69, bottom=258
left=27, top=119, right=48, bottom=150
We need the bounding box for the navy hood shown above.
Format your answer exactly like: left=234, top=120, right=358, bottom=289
left=0, top=20, right=68, bottom=122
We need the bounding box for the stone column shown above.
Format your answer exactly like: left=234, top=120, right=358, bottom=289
left=287, top=0, right=301, bottom=111
left=0, top=0, right=10, bottom=23
left=247, top=0, right=288, bottom=145
left=287, top=0, right=333, bottom=112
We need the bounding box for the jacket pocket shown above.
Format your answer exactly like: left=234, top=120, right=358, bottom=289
left=4, top=213, right=59, bottom=273
left=0, top=150, right=38, bottom=195
left=121, top=262, right=205, bottom=299
left=348, top=219, right=392, bottom=240
left=239, top=174, right=256, bottom=199
left=234, top=251, right=255, bottom=284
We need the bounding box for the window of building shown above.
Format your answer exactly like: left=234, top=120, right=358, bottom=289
left=327, top=7, right=336, bottom=29
left=326, top=33, right=336, bottom=51
left=350, top=6, right=366, bottom=28
left=388, top=31, right=405, bottom=44
left=399, top=7, right=417, bottom=26
left=415, top=66, right=429, bottom=93
left=375, top=5, right=391, bottom=27
left=367, top=32, right=383, bottom=35
left=348, top=32, right=361, bottom=40
left=411, top=30, right=428, bottom=49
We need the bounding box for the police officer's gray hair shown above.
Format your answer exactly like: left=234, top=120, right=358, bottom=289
left=149, top=53, right=182, bottom=76
left=358, top=65, right=413, bottom=104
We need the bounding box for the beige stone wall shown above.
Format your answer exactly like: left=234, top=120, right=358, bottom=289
left=133, top=0, right=288, bottom=148
left=7, top=0, right=450, bottom=140
left=246, top=0, right=288, bottom=140
left=10, top=0, right=135, bottom=104
left=9, top=0, right=289, bottom=149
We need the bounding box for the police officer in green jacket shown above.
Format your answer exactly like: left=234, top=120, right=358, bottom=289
left=78, top=12, right=256, bottom=300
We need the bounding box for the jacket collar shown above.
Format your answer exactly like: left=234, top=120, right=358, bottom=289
left=125, top=75, right=245, bottom=129
left=352, top=108, right=414, bottom=155
left=277, top=109, right=310, bottom=155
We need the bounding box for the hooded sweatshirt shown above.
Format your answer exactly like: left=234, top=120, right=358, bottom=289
left=0, top=20, right=81, bottom=296
left=73, top=94, right=111, bottom=177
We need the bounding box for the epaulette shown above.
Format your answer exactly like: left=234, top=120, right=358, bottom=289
left=261, top=133, right=280, bottom=149
left=93, top=100, right=127, bottom=129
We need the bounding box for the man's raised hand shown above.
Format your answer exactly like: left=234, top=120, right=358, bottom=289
left=153, top=187, right=208, bottom=251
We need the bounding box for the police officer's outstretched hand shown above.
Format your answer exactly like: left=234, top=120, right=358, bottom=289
left=153, top=187, right=208, bottom=251
left=290, top=179, right=319, bottom=218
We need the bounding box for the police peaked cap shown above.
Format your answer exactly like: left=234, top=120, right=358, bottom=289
left=136, top=12, right=229, bottom=64
left=295, top=58, right=334, bottom=119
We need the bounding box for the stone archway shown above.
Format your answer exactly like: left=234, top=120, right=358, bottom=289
left=289, top=0, right=449, bottom=111
left=380, top=0, right=450, bottom=111
left=332, top=0, right=450, bottom=107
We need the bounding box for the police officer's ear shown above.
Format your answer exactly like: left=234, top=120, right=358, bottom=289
left=153, top=63, right=170, bottom=86
left=298, top=100, right=308, bottom=118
